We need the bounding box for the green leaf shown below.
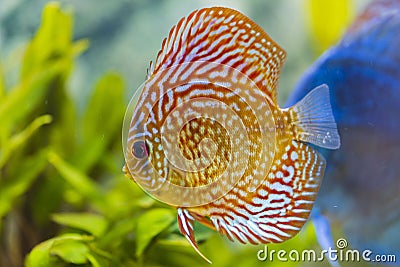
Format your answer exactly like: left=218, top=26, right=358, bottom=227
left=47, top=151, right=106, bottom=210
left=50, top=239, right=89, bottom=264
left=0, top=62, right=5, bottom=101
left=74, top=73, right=125, bottom=171
left=52, top=212, right=108, bottom=237
left=25, top=236, right=55, bottom=267
left=0, top=3, right=87, bottom=132
left=104, top=175, right=155, bottom=219
left=83, top=73, right=124, bottom=140
left=86, top=246, right=114, bottom=267
left=0, top=150, right=47, bottom=225
left=0, top=60, right=66, bottom=136
left=30, top=175, right=66, bottom=225
left=21, top=2, right=73, bottom=79
left=0, top=2, right=87, bottom=138
left=25, top=233, right=93, bottom=267
left=0, top=114, right=52, bottom=168
left=157, top=235, right=194, bottom=248
left=136, top=208, right=175, bottom=257
left=22, top=2, right=70, bottom=66
left=44, top=73, right=77, bottom=157
left=86, top=253, right=105, bottom=267
left=99, top=217, right=138, bottom=248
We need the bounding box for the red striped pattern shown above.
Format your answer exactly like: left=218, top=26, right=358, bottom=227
left=150, top=7, right=286, bottom=102
left=191, top=139, right=325, bottom=244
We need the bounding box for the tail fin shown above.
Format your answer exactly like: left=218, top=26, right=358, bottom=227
left=289, top=84, right=341, bottom=149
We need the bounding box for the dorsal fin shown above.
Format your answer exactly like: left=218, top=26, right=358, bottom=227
left=148, top=7, right=286, bottom=102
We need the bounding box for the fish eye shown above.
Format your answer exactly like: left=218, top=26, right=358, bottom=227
left=132, top=140, right=149, bottom=159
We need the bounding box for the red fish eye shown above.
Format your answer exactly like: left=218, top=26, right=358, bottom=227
left=132, top=141, right=148, bottom=159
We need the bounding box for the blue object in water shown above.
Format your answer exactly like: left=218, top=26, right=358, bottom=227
left=286, top=0, right=400, bottom=264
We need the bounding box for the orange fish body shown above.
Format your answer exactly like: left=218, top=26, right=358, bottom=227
left=123, top=7, right=340, bottom=263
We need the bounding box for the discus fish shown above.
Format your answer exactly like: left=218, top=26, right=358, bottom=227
left=287, top=0, right=400, bottom=263
left=123, top=7, right=340, bottom=263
